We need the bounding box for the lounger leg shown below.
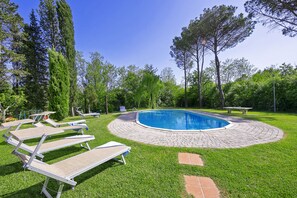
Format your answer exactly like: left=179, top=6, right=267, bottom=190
left=121, top=154, right=126, bottom=165
left=41, top=178, right=51, bottom=197
left=80, top=142, right=91, bottom=150
left=56, top=182, right=64, bottom=198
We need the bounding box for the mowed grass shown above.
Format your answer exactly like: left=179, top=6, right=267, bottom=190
left=0, top=110, right=296, bottom=197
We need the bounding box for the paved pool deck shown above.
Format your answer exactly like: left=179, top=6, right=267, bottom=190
left=108, top=111, right=284, bottom=148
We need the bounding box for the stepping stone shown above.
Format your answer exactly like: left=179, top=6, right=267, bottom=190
left=184, top=175, right=220, bottom=198
left=178, top=152, right=204, bottom=166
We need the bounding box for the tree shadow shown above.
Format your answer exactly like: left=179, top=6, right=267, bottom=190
left=1, top=160, right=122, bottom=198
left=1, top=182, right=43, bottom=198
left=0, top=161, right=24, bottom=176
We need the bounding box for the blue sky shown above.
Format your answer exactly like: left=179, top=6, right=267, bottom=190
left=14, top=0, right=297, bottom=83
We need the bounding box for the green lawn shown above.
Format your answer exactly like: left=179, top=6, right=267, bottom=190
left=0, top=110, right=297, bottom=197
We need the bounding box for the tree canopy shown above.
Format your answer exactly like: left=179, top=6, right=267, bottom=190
left=245, top=0, right=297, bottom=37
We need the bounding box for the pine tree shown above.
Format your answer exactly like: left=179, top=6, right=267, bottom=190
left=57, top=0, right=77, bottom=116
left=48, top=49, right=69, bottom=120
left=0, top=0, right=25, bottom=91
left=38, top=0, right=61, bottom=50
left=23, top=10, right=48, bottom=110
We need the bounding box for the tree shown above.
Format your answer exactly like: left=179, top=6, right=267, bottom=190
left=23, top=10, right=48, bottom=110
left=170, top=36, right=193, bottom=107
left=0, top=0, right=25, bottom=90
left=0, top=88, right=26, bottom=122
left=185, top=19, right=208, bottom=108
left=208, top=58, right=257, bottom=84
left=160, top=67, right=179, bottom=107
left=38, top=0, right=60, bottom=50
left=85, top=52, right=105, bottom=111
left=141, top=66, right=163, bottom=109
left=102, top=63, right=117, bottom=114
left=245, top=0, right=297, bottom=37
left=199, top=5, right=255, bottom=108
left=48, top=49, right=69, bottom=120
left=57, top=0, right=77, bottom=116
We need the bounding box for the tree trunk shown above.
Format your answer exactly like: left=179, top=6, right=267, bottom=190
left=215, top=53, right=225, bottom=108
left=71, top=106, right=75, bottom=116
left=199, top=45, right=206, bottom=108
left=105, top=95, right=108, bottom=114
left=184, top=66, right=188, bottom=108
left=196, top=46, right=200, bottom=108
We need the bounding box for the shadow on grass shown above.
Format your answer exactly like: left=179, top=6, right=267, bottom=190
left=0, top=161, right=24, bottom=176
left=1, top=182, right=43, bottom=198
left=1, top=161, right=120, bottom=198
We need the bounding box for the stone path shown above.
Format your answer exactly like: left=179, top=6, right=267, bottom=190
left=178, top=153, right=204, bottom=166
left=184, top=176, right=220, bottom=198
left=108, top=111, right=283, bottom=148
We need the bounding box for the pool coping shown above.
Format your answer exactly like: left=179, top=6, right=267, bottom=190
left=108, top=110, right=284, bottom=148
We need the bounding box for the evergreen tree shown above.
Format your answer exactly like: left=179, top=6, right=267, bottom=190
left=23, top=10, right=48, bottom=110
left=48, top=49, right=69, bottom=120
left=0, top=0, right=25, bottom=90
left=38, top=0, right=60, bottom=50
left=57, top=0, right=77, bottom=116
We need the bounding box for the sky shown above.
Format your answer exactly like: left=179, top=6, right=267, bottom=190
left=13, top=0, right=297, bottom=83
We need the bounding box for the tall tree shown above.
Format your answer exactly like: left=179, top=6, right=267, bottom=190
left=38, top=0, right=60, bottom=50
left=185, top=19, right=208, bottom=108
left=85, top=52, right=105, bottom=111
left=0, top=0, right=25, bottom=90
left=57, top=0, right=77, bottom=116
left=199, top=5, right=255, bottom=108
left=170, top=36, right=193, bottom=107
left=48, top=49, right=69, bottom=120
left=245, top=0, right=297, bottom=37
left=23, top=10, right=48, bottom=110
left=141, top=66, right=163, bottom=109
left=102, top=63, right=117, bottom=114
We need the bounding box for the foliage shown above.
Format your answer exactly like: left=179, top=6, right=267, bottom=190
left=207, top=58, right=257, bottom=84
left=0, top=0, right=25, bottom=89
left=245, top=0, right=297, bottom=37
left=57, top=0, right=77, bottom=115
left=23, top=10, right=48, bottom=110
left=48, top=49, right=69, bottom=120
left=170, top=36, right=193, bottom=107
left=38, top=0, right=60, bottom=50
left=198, top=5, right=256, bottom=108
left=0, top=87, right=26, bottom=122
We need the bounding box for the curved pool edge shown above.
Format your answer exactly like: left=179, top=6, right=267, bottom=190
left=136, top=109, right=233, bottom=132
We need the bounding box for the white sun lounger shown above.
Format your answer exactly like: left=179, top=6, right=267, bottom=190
left=76, top=109, right=100, bottom=118
left=30, top=111, right=56, bottom=122
left=44, top=118, right=86, bottom=127
left=6, top=135, right=95, bottom=159
left=7, top=125, right=89, bottom=156
left=1, top=119, right=36, bottom=138
left=13, top=140, right=130, bottom=198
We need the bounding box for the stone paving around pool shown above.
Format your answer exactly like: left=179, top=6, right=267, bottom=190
left=108, top=111, right=284, bottom=148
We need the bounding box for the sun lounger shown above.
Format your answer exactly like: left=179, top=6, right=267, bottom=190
left=76, top=109, right=100, bottom=118
left=13, top=140, right=131, bottom=198
left=30, top=111, right=56, bottom=122
left=44, top=118, right=86, bottom=127
left=6, top=135, right=95, bottom=159
left=1, top=119, right=35, bottom=129
left=120, top=106, right=127, bottom=112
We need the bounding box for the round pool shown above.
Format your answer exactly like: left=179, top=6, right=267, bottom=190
left=137, top=110, right=230, bottom=131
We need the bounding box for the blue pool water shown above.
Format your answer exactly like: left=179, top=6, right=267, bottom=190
left=137, top=110, right=229, bottom=130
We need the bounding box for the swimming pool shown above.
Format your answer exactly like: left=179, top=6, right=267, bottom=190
left=137, top=110, right=230, bottom=131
